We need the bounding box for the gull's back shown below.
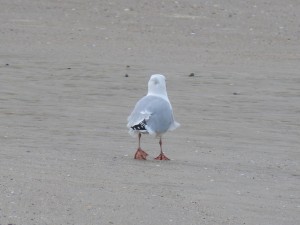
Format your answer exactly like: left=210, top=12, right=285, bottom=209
left=127, top=95, right=175, bottom=135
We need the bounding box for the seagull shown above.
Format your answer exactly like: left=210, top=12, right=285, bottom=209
left=127, top=74, right=180, bottom=160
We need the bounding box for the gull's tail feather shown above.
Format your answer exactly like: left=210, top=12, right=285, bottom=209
left=168, top=121, right=180, bottom=131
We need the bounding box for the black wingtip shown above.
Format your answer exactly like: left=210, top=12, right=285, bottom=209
left=131, top=119, right=147, bottom=131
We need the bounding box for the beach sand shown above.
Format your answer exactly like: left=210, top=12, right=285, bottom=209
left=0, top=0, right=299, bottom=224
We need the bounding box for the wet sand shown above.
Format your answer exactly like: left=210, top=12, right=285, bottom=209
left=0, top=1, right=299, bottom=224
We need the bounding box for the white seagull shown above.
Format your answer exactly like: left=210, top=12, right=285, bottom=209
left=127, top=74, right=180, bottom=160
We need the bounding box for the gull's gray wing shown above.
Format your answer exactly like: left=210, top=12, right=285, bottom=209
left=127, top=95, right=176, bottom=136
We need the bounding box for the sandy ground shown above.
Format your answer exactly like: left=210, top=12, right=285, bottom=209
left=0, top=0, right=300, bottom=224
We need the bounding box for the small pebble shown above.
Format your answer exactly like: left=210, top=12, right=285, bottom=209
left=189, top=73, right=195, bottom=77
left=5, top=63, right=9, bottom=66
left=125, top=74, right=129, bottom=77
left=126, top=65, right=130, bottom=68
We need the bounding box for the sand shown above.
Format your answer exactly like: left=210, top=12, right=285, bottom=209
left=0, top=0, right=299, bottom=224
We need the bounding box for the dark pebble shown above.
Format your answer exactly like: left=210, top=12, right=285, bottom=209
left=125, top=74, right=129, bottom=77
left=5, top=63, right=9, bottom=66
left=189, top=73, right=195, bottom=77
left=126, top=65, right=130, bottom=68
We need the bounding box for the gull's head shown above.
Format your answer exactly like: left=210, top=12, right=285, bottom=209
left=147, top=74, right=168, bottom=97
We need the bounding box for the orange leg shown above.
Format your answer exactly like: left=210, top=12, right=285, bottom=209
left=154, top=137, right=170, bottom=160
left=134, top=133, right=148, bottom=160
